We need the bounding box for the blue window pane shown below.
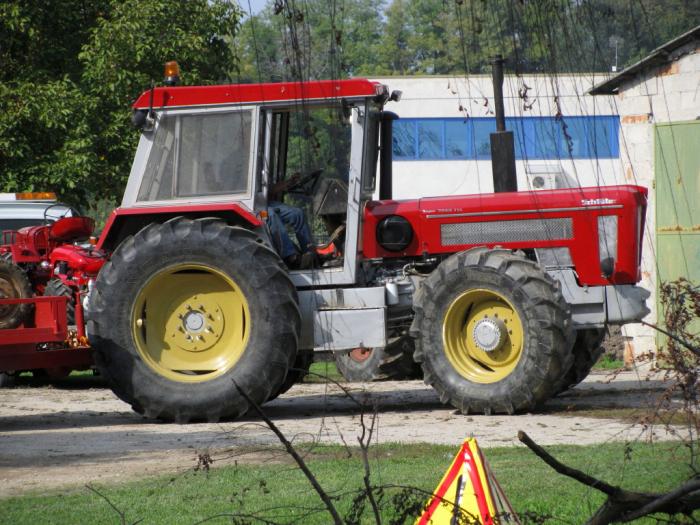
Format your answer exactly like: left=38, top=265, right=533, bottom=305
left=472, top=119, right=496, bottom=159
left=393, top=120, right=416, bottom=159
left=532, top=118, right=566, bottom=159
left=587, top=116, right=618, bottom=158
left=392, top=115, right=619, bottom=162
left=559, top=117, right=588, bottom=158
left=444, top=120, right=471, bottom=158
left=505, top=117, right=527, bottom=160
left=417, top=120, right=443, bottom=159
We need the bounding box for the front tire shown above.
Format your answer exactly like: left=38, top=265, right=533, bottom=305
left=89, top=217, right=300, bottom=422
left=412, top=248, right=574, bottom=414
left=554, top=329, right=605, bottom=394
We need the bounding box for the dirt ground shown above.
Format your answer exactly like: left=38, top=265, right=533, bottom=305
left=0, top=370, right=684, bottom=498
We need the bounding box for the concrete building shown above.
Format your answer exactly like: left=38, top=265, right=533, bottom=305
left=372, top=73, right=623, bottom=200
left=590, top=24, right=700, bottom=361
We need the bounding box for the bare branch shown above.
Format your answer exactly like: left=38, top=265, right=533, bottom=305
left=620, top=478, right=700, bottom=521
left=641, top=320, right=700, bottom=357
left=517, top=431, right=619, bottom=496
left=519, top=432, right=700, bottom=524
left=85, top=484, right=142, bottom=525
left=358, top=408, right=381, bottom=524
left=234, top=382, right=344, bottom=525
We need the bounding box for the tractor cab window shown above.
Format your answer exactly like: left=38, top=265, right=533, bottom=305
left=137, top=110, right=253, bottom=202
left=263, top=104, right=352, bottom=269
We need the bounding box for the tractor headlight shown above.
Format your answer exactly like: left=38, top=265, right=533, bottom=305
left=598, top=215, right=618, bottom=278
left=377, top=215, right=413, bottom=252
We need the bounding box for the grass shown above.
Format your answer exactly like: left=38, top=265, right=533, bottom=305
left=592, top=354, right=625, bottom=370
left=0, top=441, right=694, bottom=524
left=306, top=361, right=344, bottom=383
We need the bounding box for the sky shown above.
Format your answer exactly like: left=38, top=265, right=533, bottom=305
left=240, top=0, right=267, bottom=16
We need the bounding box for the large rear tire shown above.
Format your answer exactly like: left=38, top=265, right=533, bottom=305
left=0, top=259, right=32, bottom=329
left=334, top=336, right=419, bottom=382
left=89, top=217, right=300, bottom=422
left=412, top=248, right=574, bottom=414
left=267, top=350, right=313, bottom=401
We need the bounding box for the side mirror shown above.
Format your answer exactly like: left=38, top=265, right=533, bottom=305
left=131, top=110, right=155, bottom=132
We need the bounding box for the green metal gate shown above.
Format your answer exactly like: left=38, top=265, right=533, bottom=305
left=654, top=120, right=700, bottom=348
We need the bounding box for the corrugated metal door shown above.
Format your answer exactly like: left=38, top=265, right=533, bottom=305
left=655, top=121, right=700, bottom=347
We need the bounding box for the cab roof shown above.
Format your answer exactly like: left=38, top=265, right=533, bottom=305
left=132, top=79, right=385, bottom=110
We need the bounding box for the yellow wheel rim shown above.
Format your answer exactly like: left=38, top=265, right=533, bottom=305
left=442, top=288, right=524, bottom=384
left=131, top=264, right=250, bottom=383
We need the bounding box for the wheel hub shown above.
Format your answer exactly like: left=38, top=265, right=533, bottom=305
left=472, top=317, right=507, bottom=352
left=131, top=265, right=250, bottom=383
left=162, top=295, right=226, bottom=353
left=348, top=347, right=373, bottom=363
left=183, top=310, right=205, bottom=333
left=443, top=289, right=524, bottom=384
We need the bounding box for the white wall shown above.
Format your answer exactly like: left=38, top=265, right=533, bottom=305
left=371, top=74, right=626, bottom=199
left=606, top=43, right=700, bottom=361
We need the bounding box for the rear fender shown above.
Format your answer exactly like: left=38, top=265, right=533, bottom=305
left=97, top=203, right=263, bottom=252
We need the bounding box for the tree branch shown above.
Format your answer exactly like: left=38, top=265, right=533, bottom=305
left=641, top=320, right=700, bottom=357
left=518, top=432, right=700, bottom=524
left=620, top=478, right=700, bottom=521
left=358, top=408, right=381, bottom=525
left=517, top=431, right=619, bottom=496
left=234, top=382, right=344, bottom=525
left=85, top=484, right=142, bottom=525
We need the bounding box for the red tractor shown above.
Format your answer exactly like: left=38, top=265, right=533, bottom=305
left=0, top=211, right=106, bottom=383
left=79, top=68, right=652, bottom=422
left=75, top=69, right=648, bottom=422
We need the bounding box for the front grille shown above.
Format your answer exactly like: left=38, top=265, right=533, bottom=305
left=441, top=217, right=573, bottom=246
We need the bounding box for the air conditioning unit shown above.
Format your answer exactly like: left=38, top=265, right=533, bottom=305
left=527, top=172, right=557, bottom=190
left=525, top=164, right=576, bottom=191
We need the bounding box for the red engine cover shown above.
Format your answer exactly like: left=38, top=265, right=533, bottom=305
left=9, top=225, right=51, bottom=262
left=362, top=185, right=647, bottom=287
left=49, top=244, right=106, bottom=275
left=50, top=216, right=94, bottom=242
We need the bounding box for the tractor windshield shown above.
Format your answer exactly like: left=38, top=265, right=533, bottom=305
left=137, top=110, right=253, bottom=202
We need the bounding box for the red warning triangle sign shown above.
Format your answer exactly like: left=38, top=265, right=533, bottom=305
left=416, top=438, right=519, bottom=524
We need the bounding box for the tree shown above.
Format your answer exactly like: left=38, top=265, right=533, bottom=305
left=0, top=0, right=241, bottom=206
left=234, top=0, right=386, bottom=83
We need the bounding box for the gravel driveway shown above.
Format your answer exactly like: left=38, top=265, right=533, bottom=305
left=0, top=370, right=682, bottom=497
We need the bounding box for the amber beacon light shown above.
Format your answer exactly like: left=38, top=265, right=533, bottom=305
left=164, top=61, right=180, bottom=86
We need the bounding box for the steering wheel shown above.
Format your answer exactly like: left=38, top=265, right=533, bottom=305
left=43, top=202, right=75, bottom=224
left=286, top=168, right=323, bottom=193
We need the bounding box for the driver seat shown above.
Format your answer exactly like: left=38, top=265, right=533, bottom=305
left=312, top=178, right=348, bottom=259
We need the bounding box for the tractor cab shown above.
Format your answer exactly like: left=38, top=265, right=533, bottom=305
left=120, top=77, right=388, bottom=288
